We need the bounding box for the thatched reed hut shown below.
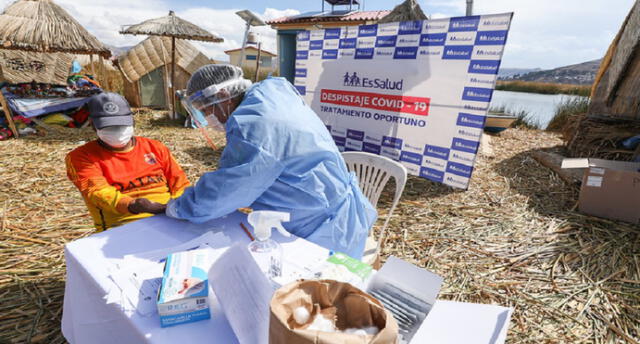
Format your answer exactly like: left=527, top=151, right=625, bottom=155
left=0, top=0, right=114, bottom=87
left=378, top=0, right=427, bottom=24
left=120, top=10, right=223, bottom=117
left=0, top=50, right=73, bottom=85
left=118, top=36, right=211, bottom=108
left=0, top=0, right=113, bottom=86
left=0, top=0, right=112, bottom=138
left=0, top=0, right=110, bottom=57
left=0, top=48, right=118, bottom=88
left=589, top=0, right=640, bottom=120
left=567, top=0, right=640, bottom=160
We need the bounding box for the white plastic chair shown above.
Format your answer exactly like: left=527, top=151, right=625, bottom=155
left=342, top=152, right=407, bottom=266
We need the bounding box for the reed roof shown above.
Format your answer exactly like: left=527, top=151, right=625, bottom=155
left=0, top=49, right=72, bottom=85
left=0, top=0, right=110, bottom=57
left=120, top=11, right=223, bottom=43
left=378, top=0, right=427, bottom=24
left=118, top=36, right=210, bottom=83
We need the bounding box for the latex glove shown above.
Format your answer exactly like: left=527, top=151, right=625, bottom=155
left=128, top=198, right=167, bottom=214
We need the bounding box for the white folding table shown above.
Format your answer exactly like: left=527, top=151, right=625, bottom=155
left=62, top=211, right=296, bottom=344
left=61, top=211, right=512, bottom=344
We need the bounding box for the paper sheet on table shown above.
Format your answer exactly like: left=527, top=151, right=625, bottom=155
left=209, top=243, right=273, bottom=344
left=108, top=232, right=231, bottom=316
left=121, top=231, right=230, bottom=266
left=109, top=260, right=165, bottom=315
left=271, top=237, right=330, bottom=287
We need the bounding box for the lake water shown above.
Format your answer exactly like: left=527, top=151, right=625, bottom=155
left=489, top=90, right=585, bottom=129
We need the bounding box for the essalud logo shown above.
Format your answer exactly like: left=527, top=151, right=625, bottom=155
left=341, top=72, right=403, bottom=90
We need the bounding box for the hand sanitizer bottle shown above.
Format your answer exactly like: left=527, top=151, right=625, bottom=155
left=247, top=211, right=291, bottom=279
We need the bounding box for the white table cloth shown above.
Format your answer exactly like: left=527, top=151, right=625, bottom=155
left=62, top=211, right=327, bottom=344
left=62, top=211, right=512, bottom=344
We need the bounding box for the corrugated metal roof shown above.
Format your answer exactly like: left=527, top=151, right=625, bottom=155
left=266, top=10, right=391, bottom=25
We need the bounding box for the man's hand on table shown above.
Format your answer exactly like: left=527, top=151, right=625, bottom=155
left=128, top=198, right=167, bottom=214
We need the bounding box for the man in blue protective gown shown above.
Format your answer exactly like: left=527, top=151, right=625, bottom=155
left=167, top=64, right=377, bottom=259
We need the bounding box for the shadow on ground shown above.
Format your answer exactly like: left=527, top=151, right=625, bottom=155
left=494, top=146, right=640, bottom=337
left=493, top=145, right=578, bottom=216
left=184, top=145, right=224, bottom=168
left=146, top=114, right=185, bottom=128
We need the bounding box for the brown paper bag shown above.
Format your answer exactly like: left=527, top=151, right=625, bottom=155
left=269, top=280, right=398, bottom=344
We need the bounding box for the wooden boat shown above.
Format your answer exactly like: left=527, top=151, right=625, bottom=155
left=484, top=113, right=517, bottom=133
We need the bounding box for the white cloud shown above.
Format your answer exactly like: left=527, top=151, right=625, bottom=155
left=430, top=13, right=451, bottom=19
left=419, top=0, right=634, bottom=69
left=179, top=7, right=299, bottom=61
left=472, top=0, right=635, bottom=68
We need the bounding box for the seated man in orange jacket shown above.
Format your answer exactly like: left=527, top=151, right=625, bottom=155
left=66, top=93, right=190, bottom=231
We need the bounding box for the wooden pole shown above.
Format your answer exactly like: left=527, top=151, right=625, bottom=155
left=89, top=54, right=95, bottom=76
left=159, top=37, right=172, bottom=116
left=0, top=91, right=18, bottom=138
left=170, top=36, right=176, bottom=119
left=0, top=64, right=17, bottom=138
left=254, top=42, right=262, bottom=82
left=162, top=60, right=171, bottom=115
left=99, top=55, right=108, bottom=91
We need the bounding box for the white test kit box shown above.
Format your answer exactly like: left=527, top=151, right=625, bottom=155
left=157, top=249, right=212, bottom=327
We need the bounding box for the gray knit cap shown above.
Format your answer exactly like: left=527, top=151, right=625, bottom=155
left=186, top=64, right=250, bottom=96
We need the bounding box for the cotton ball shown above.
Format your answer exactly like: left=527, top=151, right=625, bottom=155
left=344, top=326, right=379, bottom=336
left=363, top=326, right=379, bottom=335
left=352, top=329, right=367, bottom=336
left=307, top=314, right=336, bottom=332
left=293, top=307, right=310, bottom=325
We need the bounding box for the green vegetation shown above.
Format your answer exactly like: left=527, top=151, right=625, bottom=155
left=512, top=110, right=541, bottom=130
left=546, top=97, right=590, bottom=132
left=489, top=106, right=540, bottom=130
left=496, top=81, right=591, bottom=97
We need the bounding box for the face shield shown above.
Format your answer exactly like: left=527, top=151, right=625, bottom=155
left=178, top=76, right=251, bottom=150
left=180, top=78, right=251, bottom=128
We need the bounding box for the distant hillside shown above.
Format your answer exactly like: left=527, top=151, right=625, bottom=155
left=498, top=67, right=541, bottom=78
left=499, top=59, right=602, bottom=85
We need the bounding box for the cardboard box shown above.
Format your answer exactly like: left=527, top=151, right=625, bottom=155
left=366, top=256, right=443, bottom=343
left=367, top=256, right=512, bottom=344
left=157, top=249, right=212, bottom=327
left=562, top=158, right=640, bottom=224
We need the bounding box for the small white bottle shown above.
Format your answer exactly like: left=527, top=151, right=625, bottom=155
left=247, top=211, right=291, bottom=279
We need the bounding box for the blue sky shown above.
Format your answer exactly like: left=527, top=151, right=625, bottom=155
left=0, top=0, right=633, bottom=70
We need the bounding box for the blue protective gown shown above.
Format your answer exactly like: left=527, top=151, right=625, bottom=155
left=169, top=77, right=377, bottom=259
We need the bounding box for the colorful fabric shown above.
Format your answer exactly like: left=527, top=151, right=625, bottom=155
left=69, top=107, right=90, bottom=128
left=42, top=113, right=72, bottom=126
left=66, top=137, right=190, bottom=231
left=4, top=94, right=91, bottom=118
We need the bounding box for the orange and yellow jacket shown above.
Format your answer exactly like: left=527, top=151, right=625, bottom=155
left=66, top=137, right=190, bottom=231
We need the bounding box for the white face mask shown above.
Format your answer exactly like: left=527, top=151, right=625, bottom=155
left=97, top=125, right=134, bottom=148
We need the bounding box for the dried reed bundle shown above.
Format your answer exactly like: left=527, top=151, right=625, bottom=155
left=378, top=0, right=427, bottom=24
left=566, top=115, right=640, bottom=161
